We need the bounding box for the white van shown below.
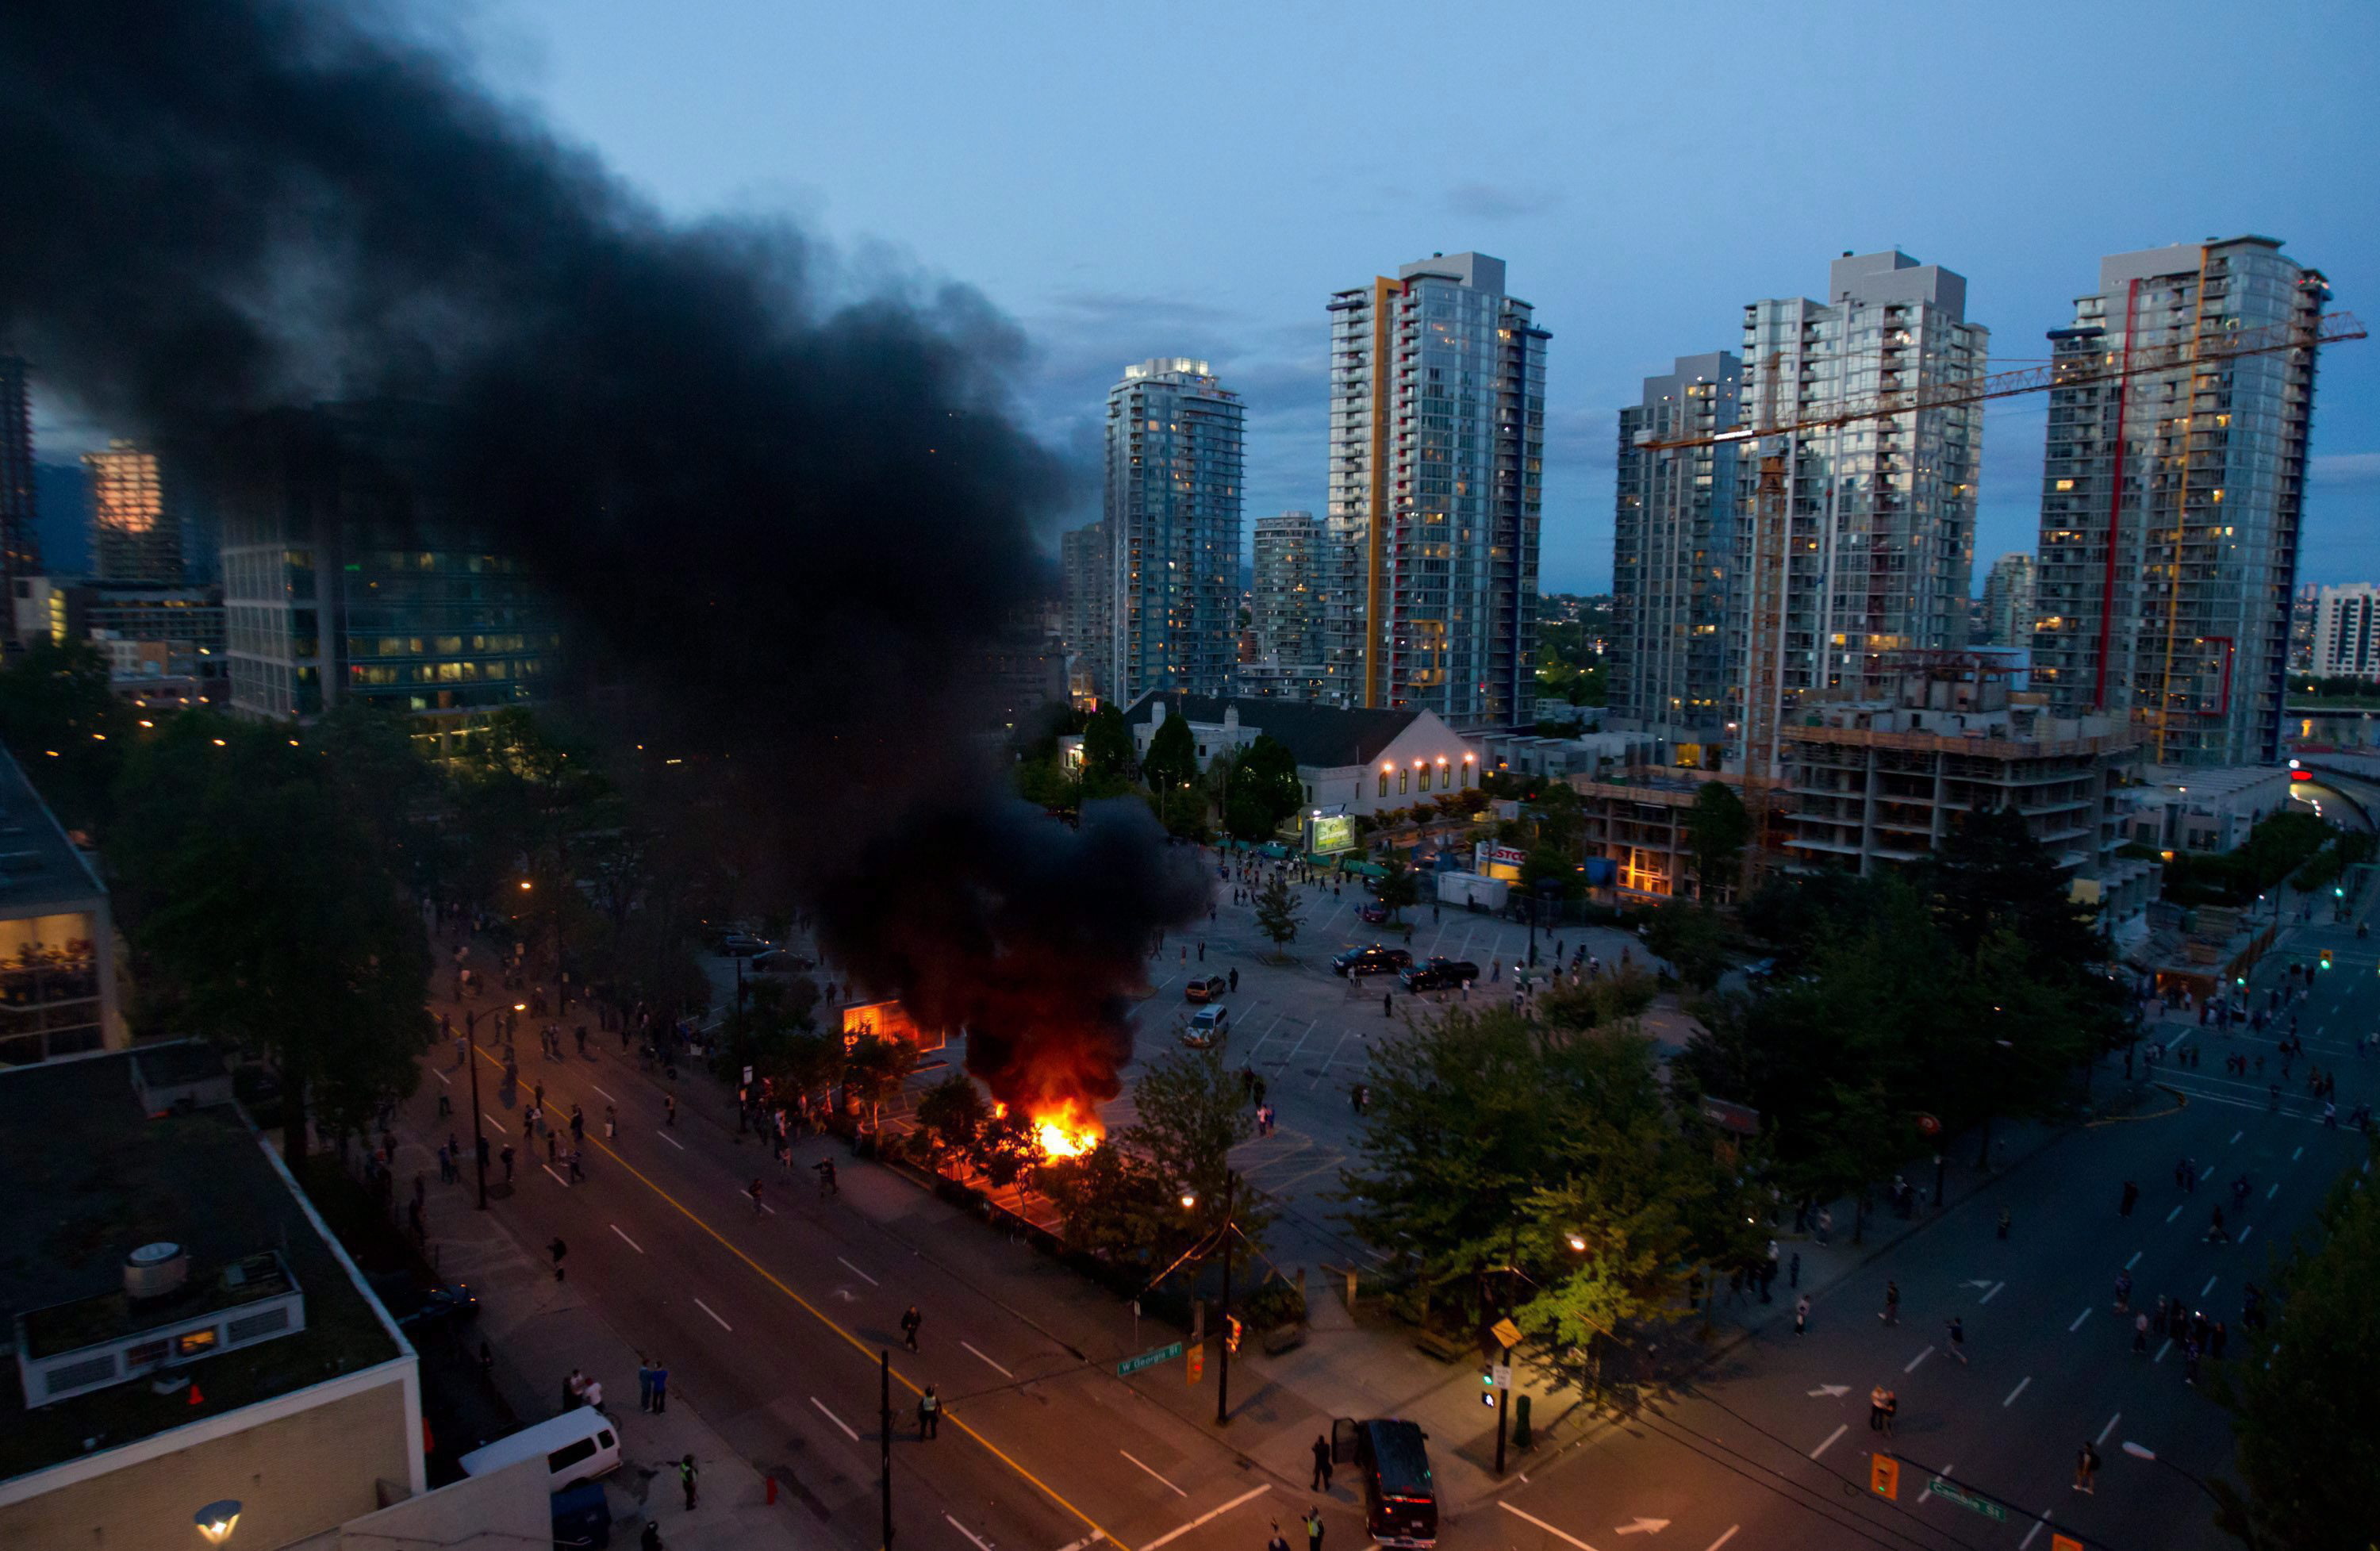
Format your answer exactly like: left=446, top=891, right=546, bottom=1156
left=458, top=1407, right=620, bottom=1491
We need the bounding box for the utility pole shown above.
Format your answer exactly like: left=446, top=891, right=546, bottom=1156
left=880, top=1350, right=893, bottom=1549
left=1494, top=1218, right=1517, bottom=1475
left=467, top=1015, right=488, bottom=1211
left=1215, top=1172, right=1235, bottom=1426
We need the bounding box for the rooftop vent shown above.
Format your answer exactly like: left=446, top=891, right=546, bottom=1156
left=125, top=1242, right=190, bottom=1300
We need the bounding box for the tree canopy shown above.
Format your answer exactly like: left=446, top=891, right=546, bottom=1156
left=1222, top=735, right=1303, bottom=842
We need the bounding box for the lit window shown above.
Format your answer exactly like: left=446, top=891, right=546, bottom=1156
left=1379, top=772, right=1389, bottom=797
left=1399, top=770, right=1408, bottom=795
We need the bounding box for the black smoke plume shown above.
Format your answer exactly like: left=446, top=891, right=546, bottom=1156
left=0, top=0, right=1209, bottom=1108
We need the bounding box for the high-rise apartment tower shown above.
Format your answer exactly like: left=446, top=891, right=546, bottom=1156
left=0, top=355, right=41, bottom=647
left=2030, top=238, right=2328, bottom=765
left=1059, top=519, right=1112, bottom=702
left=1979, top=552, right=2036, bottom=648
left=1100, top=359, right=1243, bottom=703
left=1613, top=353, right=1743, bottom=733
left=2309, top=582, right=2380, bottom=681
left=84, top=441, right=183, bottom=585
left=1323, top=252, right=1547, bottom=729
left=1251, top=510, right=1323, bottom=674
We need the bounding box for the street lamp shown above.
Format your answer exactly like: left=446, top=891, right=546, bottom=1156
left=194, top=1500, right=242, bottom=1544
left=2119, top=1441, right=2233, bottom=1521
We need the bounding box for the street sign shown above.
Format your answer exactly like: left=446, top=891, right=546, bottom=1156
left=1870, top=1455, right=1899, bottom=1500
left=1490, top=1364, right=1512, bottom=1390
left=1116, top=1342, right=1184, bottom=1376
left=1928, top=1480, right=2007, bottom=1523
left=1491, top=1318, right=1522, bottom=1349
left=2050, top=1536, right=2083, bottom=1551
left=1187, top=1342, right=1205, bottom=1384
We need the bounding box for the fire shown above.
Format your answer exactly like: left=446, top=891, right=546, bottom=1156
left=1029, top=1099, right=1103, bottom=1160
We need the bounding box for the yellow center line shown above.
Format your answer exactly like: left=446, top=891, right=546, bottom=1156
left=470, top=1042, right=1132, bottom=1551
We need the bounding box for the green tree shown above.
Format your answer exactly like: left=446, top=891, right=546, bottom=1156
left=1081, top=704, right=1134, bottom=781
left=912, top=1073, right=990, bottom=1172
left=1042, top=1142, right=1174, bottom=1267
left=1222, top=735, right=1303, bottom=842
left=1253, top=872, right=1303, bottom=959
left=1120, top=1044, right=1252, bottom=1224
left=1644, top=903, right=1731, bottom=991
left=1372, top=862, right=1420, bottom=923
left=110, top=720, right=432, bottom=1159
left=1685, top=781, right=1750, bottom=901
left=1142, top=711, right=1199, bottom=800
left=843, top=1034, right=920, bottom=1134
left=2220, top=1135, right=2380, bottom=1548
left=0, top=637, right=133, bottom=831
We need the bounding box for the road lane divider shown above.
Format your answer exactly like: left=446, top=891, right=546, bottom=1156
left=1497, top=1501, right=1600, bottom=1551
left=693, top=1297, right=731, bottom=1332
left=811, top=1396, right=860, bottom=1442
left=1145, top=1487, right=1273, bottom=1551
left=610, top=1224, right=643, bottom=1253
left=2069, top=1308, right=2091, bottom=1333
left=837, top=1255, right=879, bottom=1286
left=1810, top=1423, right=1847, bottom=1460
left=1119, top=1449, right=1187, bottom=1497
left=2002, top=1376, right=2030, bottom=1407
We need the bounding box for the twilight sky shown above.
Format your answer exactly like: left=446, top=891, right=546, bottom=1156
left=36, top=0, right=2380, bottom=593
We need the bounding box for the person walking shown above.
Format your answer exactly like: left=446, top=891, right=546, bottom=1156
left=1789, top=1252, right=1801, bottom=1289
left=1228, top=967, right=1239, bottom=992
left=2113, top=1270, right=2132, bottom=1313
left=816, top=1157, right=839, bottom=1198
left=2133, top=1311, right=2151, bottom=1355
left=637, top=1355, right=655, bottom=1413
left=1311, top=1434, right=1334, bottom=1491
left=1303, top=1507, right=1324, bottom=1551
left=1868, top=1384, right=1890, bottom=1432
left=1382, top=991, right=1392, bottom=1019
left=2074, top=1441, right=2100, bottom=1494
left=666, top=1093, right=678, bottom=1128
left=549, top=1236, right=568, bottom=1283
left=1880, top=1280, right=1900, bottom=1326
left=901, top=1304, right=923, bottom=1352
left=918, top=1384, right=940, bottom=1439
left=1265, top=1523, right=1291, bottom=1551
left=678, top=1454, right=699, bottom=1511
left=1793, top=1294, right=1810, bottom=1335
left=1881, top=1389, right=1897, bottom=1437
left=749, top=1177, right=766, bottom=1216
left=605, top=1103, right=617, bottom=1140
left=501, top=1142, right=516, bottom=1183
left=1816, top=1207, right=1833, bottom=1246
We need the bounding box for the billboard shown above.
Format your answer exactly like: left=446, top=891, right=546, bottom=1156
left=1309, top=813, right=1359, bottom=854
left=840, top=999, right=946, bottom=1053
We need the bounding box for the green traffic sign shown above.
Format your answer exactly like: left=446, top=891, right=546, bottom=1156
left=1117, top=1342, right=1185, bottom=1376
left=1929, top=1480, right=2007, bottom=1523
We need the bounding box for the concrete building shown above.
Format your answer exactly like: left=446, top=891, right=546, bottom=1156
left=1738, top=251, right=1987, bottom=716
left=1467, top=727, right=1666, bottom=784
left=2119, top=762, right=2296, bottom=855
left=2309, top=582, right=2380, bottom=680
left=1612, top=353, right=1744, bottom=737
left=84, top=440, right=183, bottom=585
left=2029, top=237, right=2331, bottom=766
left=11, top=577, right=228, bottom=707
left=1778, top=655, right=2136, bottom=881
left=0, top=354, right=40, bottom=650
left=1568, top=770, right=1747, bottom=900
left=1979, top=552, right=2036, bottom=647
left=1116, top=691, right=1481, bottom=820
left=217, top=406, right=562, bottom=753
left=1323, top=252, right=1548, bottom=729
left=2288, top=582, right=2319, bottom=672
left=0, top=1046, right=421, bottom=1547
left=1250, top=509, right=1323, bottom=685
left=1099, top=359, right=1243, bottom=703
left=0, top=743, right=125, bottom=1067
left=1060, top=519, right=1111, bottom=705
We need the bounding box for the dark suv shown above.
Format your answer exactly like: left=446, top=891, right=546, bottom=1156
left=1333, top=945, right=1413, bottom=978
left=1398, top=958, right=1479, bottom=992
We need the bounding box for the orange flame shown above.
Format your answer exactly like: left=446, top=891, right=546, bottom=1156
left=1029, top=1098, right=1104, bottom=1159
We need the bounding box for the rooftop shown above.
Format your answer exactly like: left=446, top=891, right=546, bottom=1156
left=0, top=745, right=109, bottom=917
left=1121, top=692, right=1426, bottom=770
left=0, top=1049, right=401, bottom=1483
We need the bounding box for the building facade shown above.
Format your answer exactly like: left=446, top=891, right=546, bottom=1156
left=2309, top=582, right=2380, bottom=680
left=1979, top=552, right=2036, bottom=647
left=218, top=407, right=561, bottom=751
left=0, top=745, right=125, bottom=1068
left=1100, top=359, right=1243, bottom=704
left=1250, top=509, right=1323, bottom=685
left=1059, top=519, right=1111, bottom=704
left=1738, top=252, right=1987, bottom=729
left=1323, top=253, right=1547, bottom=729
left=83, top=441, right=182, bottom=585
left=2029, top=237, right=2329, bottom=766
left=1613, top=352, right=1743, bottom=735
left=0, top=355, right=42, bottom=650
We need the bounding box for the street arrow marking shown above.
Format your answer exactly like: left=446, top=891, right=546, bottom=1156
left=1807, top=1384, right=1850, bottom=1398
left=1615, top=1521, right=1670, bottom=1537
left=1963, top=1279, right=1993, bottom=1288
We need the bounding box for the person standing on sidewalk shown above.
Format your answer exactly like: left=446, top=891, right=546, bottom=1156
left=1868, top=1384, right=1890, bottom=1432
left=637, top=1355, right=654, bottom=1413
left=651, top=1359, right=669, bottom=1414
left=1880, top=1280, right=1900, bottom=1326
left=550, top=1237, right=569, bottom=1283
left=666, top=1092, right=677, bottom=1128
left=678, top=1455, right=698, bottom=1511
left=1311, top=1434, right=1334, bottom=1491
left=2133, top=1311, right=2151, bottom=1355
left=1303, top=1507, right=1324, bottom=1551
left=2074, top=1441, right=2100, bottom=1494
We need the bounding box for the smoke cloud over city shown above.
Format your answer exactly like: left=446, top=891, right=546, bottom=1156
left=0, top=0, right=1207, bottom=1109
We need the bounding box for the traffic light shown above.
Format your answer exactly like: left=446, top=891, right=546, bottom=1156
left=1480, top=1369, right=1499, bottom=1407
left=2321, top=950, right=2334, bottom=970
left=1870, top=1454, right=1900, bottom=1500
left=1224, top=1315, right=1243, bottom=1355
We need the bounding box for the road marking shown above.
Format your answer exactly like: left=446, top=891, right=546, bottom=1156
left=2202, top=1275, right=2218, bottom=1298
left=2229, top=1130, right=2243, bottom=1145
left=484, top=1112, right=508, bottom=1134
left=837, top=1256, right=878, bottom=1286
left=810, top=1396, right=859, bottom=1442
left=946, top=1516, right=996, bottom=1551
left=2020, top=1509, right=2052, bottom=1550
left=611, top=1224, right=643, bottom=1253
left=694, top=1297, right=731, bottom=1332
left=1614, top=1522, right=1669, bottom=1538
left=1119, top=1449, right=1188, bottom=1497
left=1145, top=1487, right=1273, bottom=1551
left=1497, top=1502, right=1600, bottom=1551
left=2070, top=1307, right=2092, bottom=1332
left=2125, top=1250, right=2143, bottom=1269
left=1054, top=1536, right=1108, bottom=1551
left=1307, top=1029, right=1358, bottom=1090
left=2166, top=1204, right=2184, bottom=1223
left=1810, top=1423, right=1847, bottom=1460
left=2155, top=1338, right=2173, bottom=1364
left=2268, top=1182, right=2280, bottom=1200
left=432, top=1067, right=451, bottom=1086
left=2293, top=1145, right=2304, bottom=1161
left=459, top=1043, right=1133, bottom=1551
left=590, top=1083, right=616, bottom=1103
left=2003, top=1376, right=2031, bottom=1407
left=542, top=1164, right=570, bottom=1188
left=2240, top=1225, right=2254, bottom=1244
left=1917, top=1463, right=1953, bottom=1505
left=658, top=1131, right=685, bottom=1150
left=1904, top=1346, right=1933, bottom=1374
left=2097, top=1411, right=2121, bottom=1445
left=1702, top=1530, right=1740, bottom=1551
left=1979, top=1281, right=2004, bottom=1305
left=965, top=1341, right=1014, bottom=1378
left=1806, top=1384, right=1850, bottom=1398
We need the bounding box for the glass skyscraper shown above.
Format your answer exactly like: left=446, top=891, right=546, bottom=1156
left=1613, top=353, right=1744, bottom=735
left=1100, top=359, right=1243, bottom=703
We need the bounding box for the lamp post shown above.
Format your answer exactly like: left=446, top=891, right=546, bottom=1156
left=468, top=1012, right=489, bottom=1211
left=194, top=1500, right=243, bottom=1544
left=1183, top=1177, right=1238, bottom=1426
left=2118, top=1442, right=2239, bottom=1532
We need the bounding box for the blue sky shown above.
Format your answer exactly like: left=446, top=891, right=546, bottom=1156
left=39, top=1, right=2380, bottom=593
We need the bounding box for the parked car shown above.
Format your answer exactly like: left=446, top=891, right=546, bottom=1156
left=751, top=948, right=815, bottom=976
left=1398, top=958, right=1479, bottom=992
left=1184, top=974, right=1229, bottom=1004
left=713, top=932, right=770, bottom=957
left=1181, top=1005, right=1232, bottom=1047
left=1356, top=900, right=1392, bottom=925
left=367, top=1269, right=478, bottom=1331
left=1333, top=945, right=1413, bottom=978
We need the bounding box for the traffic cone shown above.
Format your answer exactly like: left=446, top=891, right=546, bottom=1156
left=188, top=1382, right=205, bottom=1407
